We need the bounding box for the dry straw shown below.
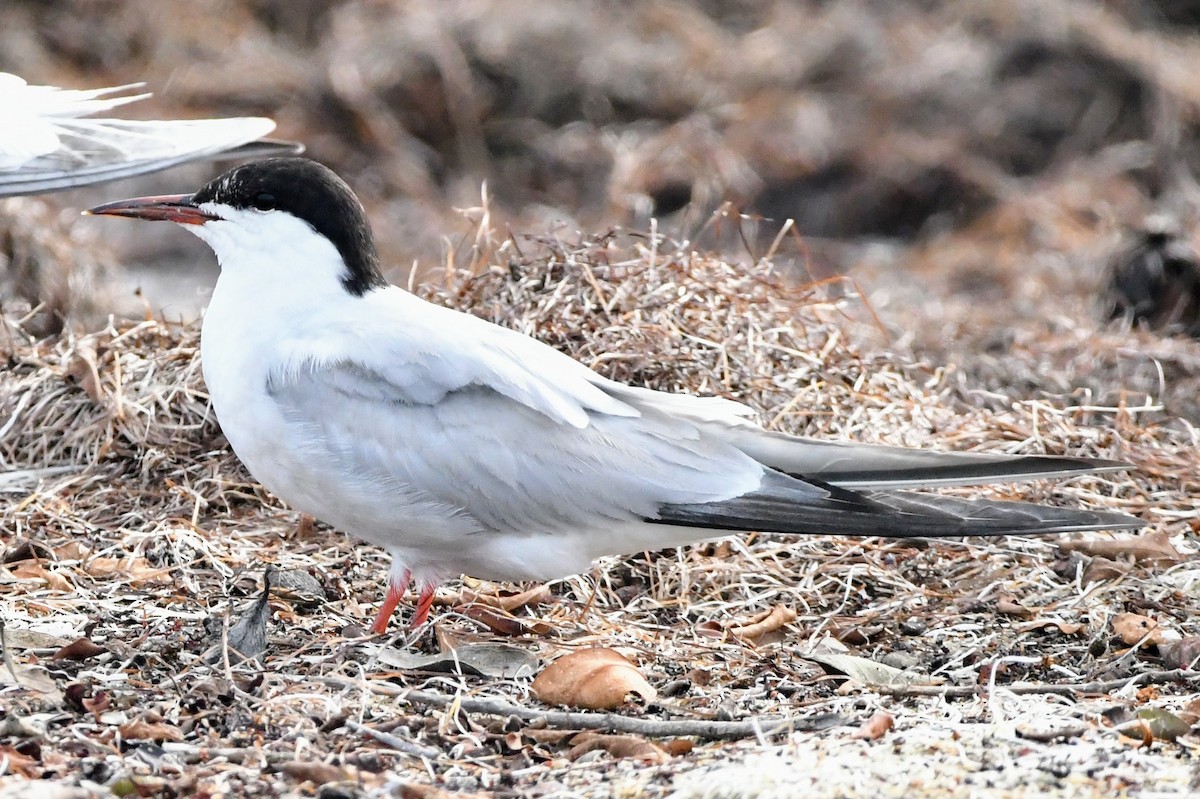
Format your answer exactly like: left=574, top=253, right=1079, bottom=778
left=0, top=224, right=1196, bottom=796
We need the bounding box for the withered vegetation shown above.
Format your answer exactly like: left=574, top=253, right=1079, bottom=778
left=4, top=0, right=1200, bottom=795
left=2, top=222, right=1198, bottom=797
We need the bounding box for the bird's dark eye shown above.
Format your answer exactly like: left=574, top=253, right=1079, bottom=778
left=251, top=192, right=276, bottom=211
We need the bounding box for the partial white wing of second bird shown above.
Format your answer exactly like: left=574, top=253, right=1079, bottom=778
left=0, top=72, right=300, bottom=197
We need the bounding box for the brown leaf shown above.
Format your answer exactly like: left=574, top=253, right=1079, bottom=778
left=532, top=648, right=656, bottom=710
left=729, top=605, right=797, bottom=641
left=10, top=562, right=74, bottom=592
left=661, top=738, right=695, bottom=756
left=1158, top=636, right=1200, bottom=670
left=449, top=584, right=554, bottom=613
left=85, top=556, right=172, bottom=587
left=1177, top=698, right=1200, bottom=726
left=279, top=761, right=354, bottom=785
left=1081, top=556, right=1129, bottom=584
left=851, top=711, right=894, bottom=740
left=461, top=605, right=551, bottom=637
left=1111, top=613, right=1168, bottom=646
left=996, top=594, right=1036, bottom=618
left=522, top=729, right=577, bottom=746
left=1015, top=619, right=1085, bottom=636
left=0, top=744, right=40, bottom=777
left=494, top=584, right=554, bottom=613
left=1059, top=530, right=1182, bottom=565
left=567, top=732, right=670, bottom=763
left=82, top=691, right=111, bottom=717
left=66, top=341, right=104, bottom=404
left=52, top=541, right=91, bottom=562
left=51, top=638, right=107, bottom=661
left=118, top=719, right=184, bottom=742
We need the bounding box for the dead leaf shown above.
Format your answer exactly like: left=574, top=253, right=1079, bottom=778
left=804, top=652, right=939, bottom=686
left=996, top=593, right=1037, bottom=618
left=1081, top=556, right=1129, bottom=584
left=1115, top=708, right=1192, bottom=743
left=82, top=692, right=111, bottom=717
left=9, top=562, right=73, bottom=592
left=1111, top=613, right=1169, bottom=646
left=851, top=711, right=894, bottom=740
left=65, top=341, right=104, bottom=404
left=532, top=648, right=656, bottom=709
left=661, top=739, right=695, bottom=756
left=730, top=605, right=797, bottom=641
left=0, top=744, right=40, bottom=777
left=52, top=541, right=90, bottom=562
left=567, top=732, right=670, bottom=763
left=1, top=664, right=63, bottom=702
left=1177, top=698, right=1200, bottom=726
left=118, top=718, right=184, bottom=742
left=84, top=556, right=172, bottom=587
left=830, top=623, right=884, bottom=645
left=1015, top=619, right=1085, bottom=636
left=51, top=638, right=107, bottom=661
left=0, top=628, right=71, bottom=651
left=448, top=584, right=554, bottom=613
left=377, top=642, right=538, bottom=679
left=1158, top=636, right=1200, bottom=670
left=279, top=761, right=355, bottom=785
left=523, top=729, right=577, bottom=746
left=1060, top=530, right=1182, bottom=565
left=461, top=605, right=551, bottom=636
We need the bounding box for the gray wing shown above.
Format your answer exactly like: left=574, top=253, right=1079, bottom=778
left=267, top=290, right=1140, bottom=547
left=265, top=358, right=782, bottom=537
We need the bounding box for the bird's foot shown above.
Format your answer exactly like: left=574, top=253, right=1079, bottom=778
left=370, top=568, right=411, bottom=634
left=409, top=584, right=436, bottom=628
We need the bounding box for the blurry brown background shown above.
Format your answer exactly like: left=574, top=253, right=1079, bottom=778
left=3, top=0, right=1200, bottom=394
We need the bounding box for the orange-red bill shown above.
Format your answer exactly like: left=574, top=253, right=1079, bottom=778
left=85, top=194, right=216, bottom=225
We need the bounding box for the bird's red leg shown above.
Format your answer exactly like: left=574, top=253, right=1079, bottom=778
left=370, top=568, right=411, bottom=634
left=410, top=583, right=437, bottom=628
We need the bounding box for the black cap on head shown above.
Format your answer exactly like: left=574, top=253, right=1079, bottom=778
left=192, top=158, right=388, bottom=296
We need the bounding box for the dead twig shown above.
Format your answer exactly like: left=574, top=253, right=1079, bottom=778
left=343, top=720, right=443, bottom=760
left=870, top=669, right=1200, bottom=699
left=319, top=677, right=827, bottom=740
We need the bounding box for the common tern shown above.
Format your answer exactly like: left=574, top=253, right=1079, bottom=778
left=0, top=72, right=300, bottom=197
left=87, top=158, right=1143, bottom=632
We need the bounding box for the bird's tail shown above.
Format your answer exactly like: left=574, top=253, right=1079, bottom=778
left=652, top=471, right=1142, bottom=538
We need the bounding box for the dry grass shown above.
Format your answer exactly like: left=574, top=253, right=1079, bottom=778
left=2, top=222, right=1198, bottom=797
